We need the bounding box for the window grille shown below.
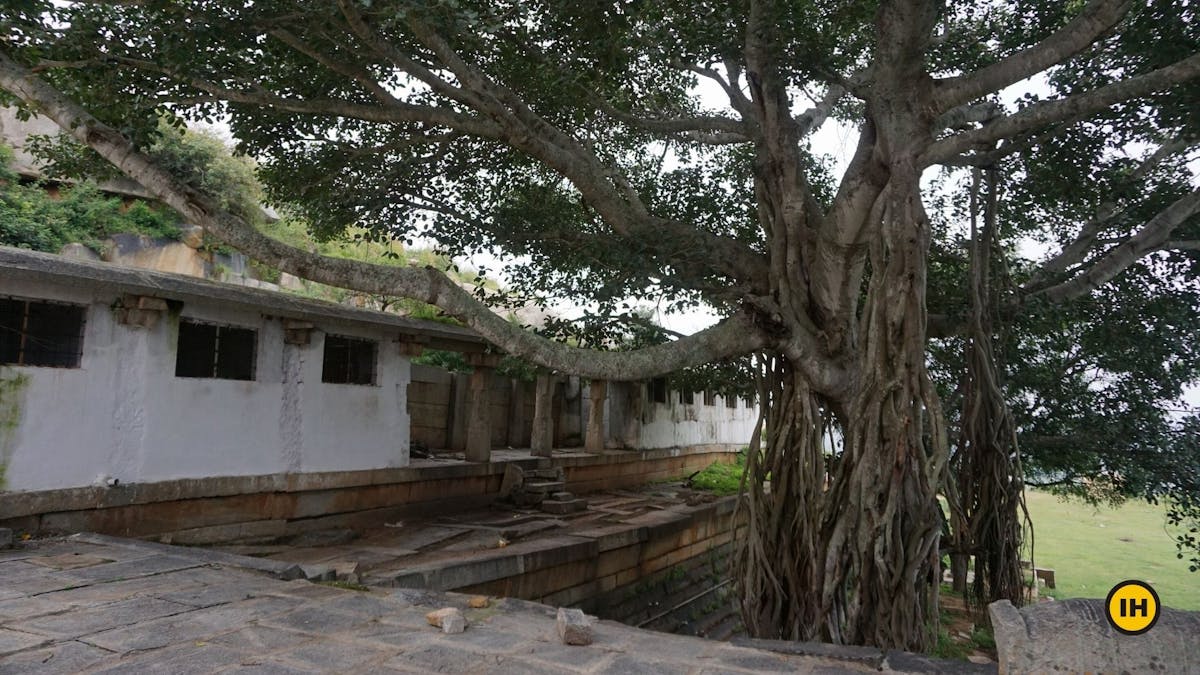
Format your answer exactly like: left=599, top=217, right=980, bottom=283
left=321, top=334, right=377, bottom=385
left=175, top=319, right=257, bottom=380
left=650, top=377, right=668, bottom=403
left=0, top=297, right=85, bottom=368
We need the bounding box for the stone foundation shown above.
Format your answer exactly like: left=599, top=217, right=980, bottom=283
left=0, top=445, right=739, bottom=543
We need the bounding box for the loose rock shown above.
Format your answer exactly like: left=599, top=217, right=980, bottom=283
left=468, top=595, right=490, bottom=609
left=556, top=607, right=593, bottom=646
left=331, top=561, right=361, bottom=584
left=442, top=612, right=467, bottom=634
left=426, top=607, right=467, bottom=632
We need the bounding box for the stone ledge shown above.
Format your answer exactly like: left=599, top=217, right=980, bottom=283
left=0, top=444, right=740, bottom=521
left=373, top=534, right=600, bottom=590
left=69, top=532, right=306, bottom=580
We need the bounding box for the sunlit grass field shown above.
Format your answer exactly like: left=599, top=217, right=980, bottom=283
left=1025, top=490, right=1199, bottom=610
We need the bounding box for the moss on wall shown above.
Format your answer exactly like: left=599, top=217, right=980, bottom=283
left=0, top=370, right=30, bottom=491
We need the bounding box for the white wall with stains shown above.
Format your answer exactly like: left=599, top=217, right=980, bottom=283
left=0, top=277, right=410, bottom=492
left=594, top=380, right=758, bottom=450
left=628, top=392, right=758, bottom=450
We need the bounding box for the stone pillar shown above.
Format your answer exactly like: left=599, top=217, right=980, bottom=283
left=447, top=373, right=468, bottom=451
left=531, top=373, right=555, bottom=457
left=585, top=379, right=607, bottom=453
left=465, top=353, right=502, bottom=463
left=507, top=379, right=528, bottom=448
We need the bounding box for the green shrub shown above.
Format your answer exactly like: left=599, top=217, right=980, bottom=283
left=689, top=456, right=746, bottom=495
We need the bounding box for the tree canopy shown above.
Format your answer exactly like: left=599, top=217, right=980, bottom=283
left=1, top=0, right=1197, bottom=650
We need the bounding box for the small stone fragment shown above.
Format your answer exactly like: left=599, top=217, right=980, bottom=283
left=468, top=595, right=490, bottom=609
left=300, top=564, right=335, bottom=582
left=556, top=607, right=593, bottom=646
left=332, top=561, right=361, bottom=583
left=442, top=612, right=467, bottom=634
left=278, top=564, right=306, bottom=581
left=426, top=607, right=465, bottom=629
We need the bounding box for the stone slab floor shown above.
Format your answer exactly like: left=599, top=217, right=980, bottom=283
left=0, top=535, right=985, bottom=674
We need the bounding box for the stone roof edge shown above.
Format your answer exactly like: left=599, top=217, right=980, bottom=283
left=0, top=245, right=487, bottom=349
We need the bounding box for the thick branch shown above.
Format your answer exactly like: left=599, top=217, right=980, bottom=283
left=596, top=99, right=750, bottom=139
left=0, top=50, right=768, bottom=381
left=1023, top=137, right=1197, bottom=291
left=1034, top=187, right=1200, bottom=303
left=795, top=85, right=844, bottom=136
left=402, top=18, right=767, bottom=286
left=936, top=100, right=1004, bottom=131
left=935, top=0, right=1132, bottom=110
left=923, top=53, right=1200, bottom=166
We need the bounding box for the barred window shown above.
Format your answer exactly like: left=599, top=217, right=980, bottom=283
left=650, top=377, right=668, bottom=404
left=0, top=298, right=85, bottom=368
left=322, top=334, right=377, bottom=385
left=175, top=319, right=256, bottom=380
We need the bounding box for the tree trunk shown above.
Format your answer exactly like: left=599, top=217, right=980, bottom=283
left=736, top=176, right=949, bottom=652
left=736, top=357, right=828, bottom=641
left=947, top=168, right=1032, bottom=611
left=823, top=180, right=948, bottom=650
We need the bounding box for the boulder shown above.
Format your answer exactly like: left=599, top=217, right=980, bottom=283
left=59, top=242, right=100, bottom=262
left=989, top=598, right=1200, bottom=674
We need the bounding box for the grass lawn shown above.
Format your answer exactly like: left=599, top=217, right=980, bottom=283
left=1025, top=490, right=1199, bottom=610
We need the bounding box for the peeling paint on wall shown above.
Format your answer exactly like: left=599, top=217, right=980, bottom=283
left=0, top=369, right=31, bottom=491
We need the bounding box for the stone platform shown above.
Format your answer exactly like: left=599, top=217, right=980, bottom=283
left=0, top=534, right=987, bottom=673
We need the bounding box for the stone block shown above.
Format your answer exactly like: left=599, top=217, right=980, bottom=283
left=332, top=561, right=361, bottom=583
left=556, top=607, right=593, bottom=646
left=442, top=611, right=467, bottom=634
left=990, top=598, right=1200, bottom=674
left=468, top=595, right=490, bottom=608
left=425, top=606, right=466, bottom=630
left=499, top=464, right=524, bottom=499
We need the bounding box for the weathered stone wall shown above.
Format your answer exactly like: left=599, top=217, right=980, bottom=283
left=990, top=598, right=1200, bottom=674
left=0, top=445, right=739, bottom=542
left=429, top=496, right=742, bottom=628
